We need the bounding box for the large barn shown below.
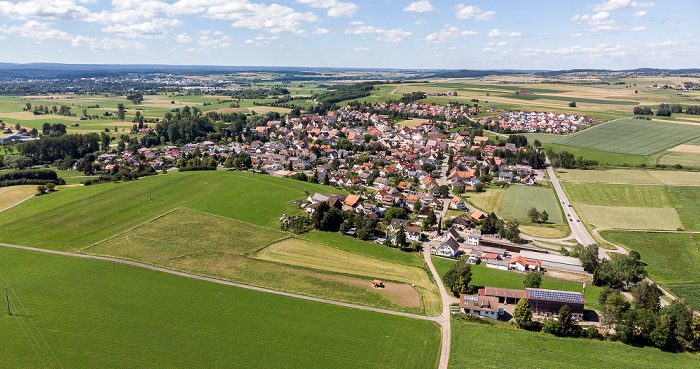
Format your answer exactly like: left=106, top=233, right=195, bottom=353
left=526, top=288, right=585, bottom=319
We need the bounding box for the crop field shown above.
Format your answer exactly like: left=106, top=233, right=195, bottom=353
left=0, top=185, right=35, bottom=210
left=600, top=231, right=700, bottom=284
left=431, top=259, right=600, bottom=311
left=0, top=171, right=340, bottom=251
left=545, top=143, right=650, bottom=166
left=651, top=150, right=700, bottom=168
left=576, top=204, right=682, bottom=230
left=450, top=323, right=700, bottom=369
left=669, top=187, right=700, bottom=231
left=496, top=185, right=564, bottom=224
left=519, top=224, right=571, bottom=239
left=0, top=246, right=440, bottom=368
left=556, top=118, right=700, bottom=156
left=556, top=168, right=700, bottom=185
left=562, top=183, right=673, bottom=208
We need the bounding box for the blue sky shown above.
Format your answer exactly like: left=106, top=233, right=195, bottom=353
left=0, top=0, right=697, bottom=69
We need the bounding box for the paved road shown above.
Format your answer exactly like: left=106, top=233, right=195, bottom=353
left=422, top=240, right=452, bottom=369
left=0, top=242, right=439, bottom=324
left=545, top=159, right=596, bottom=246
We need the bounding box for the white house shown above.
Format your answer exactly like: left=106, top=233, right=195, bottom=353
left=459, top=295, right=499, bottom=320
left=406, top=226, right=422, bottom=242
left=467, top=230, right=482, bottom=246
left=449, top=196, right=467, bottom=210
left=509, top=256, right=542, bottom=272
left=435, top=238, right=460, bottom=257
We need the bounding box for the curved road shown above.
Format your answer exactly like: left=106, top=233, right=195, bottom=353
left=545, top=159, right=596, bottom=246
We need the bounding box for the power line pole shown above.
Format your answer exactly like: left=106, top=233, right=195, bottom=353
left=148, top=185, right=152, bottom=201
left=4, top=287, right=11, bottom=316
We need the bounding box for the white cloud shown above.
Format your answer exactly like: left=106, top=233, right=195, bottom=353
left=0, top=20, right=96, bottom=46
left=591, top=0, right=654, bottom=12
left=89, top=37, right=146, bottom=51
left=176, top=32, right=192, bottom=43
left=482, top=47, right=495, bottom=53
left=354, top=46, right=368, bottom=50
left=0, top=0, right=92, bottom=20
left=102, top=18, right=181, bottom=38
left=633, top=10, right=646, bottom=16
left=312, top=27, right=329, bottom=35
left=186, top=47, right=204, bottom=52
left=296, top=0, right=358, bottom=17
left=454, top=5, right=495, bottom=21
left=348, top=20, right=364, bottom=25
left=487, top=28, right=521, bottom=37
left=521, top=43, right=632, bottom=58
left=591, top=11, right=610, bottom=21
left=628, top=26, right=646, bottom=31
left=647, top=40, right=677, bottom=48
left=403, top=1, right=434, bottom=13
left=345, top=25, right=411, bottom=42
left=425, top=26, right=476, bottom=44
left=199, top=34, right=232, bottom=48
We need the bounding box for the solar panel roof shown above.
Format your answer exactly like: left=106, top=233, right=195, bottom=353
left=527, top=288, right=584, bottom=304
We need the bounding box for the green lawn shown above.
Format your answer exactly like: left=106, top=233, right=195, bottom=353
left=0, top=246, right=440, bottom=368
left=669, top=186, right=700, bottom=231
left=563, top=183, right=674, bottom=208
left=557, top=118, right=700, bottom=156
left=450, top=323, right=700, bottom=368
left=668, top=283, right=700, bottom=311
left=497, top=185, right=564, bottom=224
left=600, top=231, right=700, bottom=284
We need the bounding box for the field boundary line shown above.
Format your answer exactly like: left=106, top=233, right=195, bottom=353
left=77, top=207, right=185, bottom=253
left=0, top=242, right=439, bottom=323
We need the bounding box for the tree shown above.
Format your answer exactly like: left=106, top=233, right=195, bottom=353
left=601, top=290, right=630, bottom=332
left=443, top=259, right=473, bottom=296
left=631, top=280, right=661, bottom=314
left=394, top=226, right=407, bottom=248
left=569, top=101, right=577, bottom=107
left=523, top=271, right=543, bottom=288
left=540, top=210, right=549, bottom=223
left=413, top=199, right=423, bottom=213
left=580, top=244, right=599, bottom=273
left=657, top=103, right=672, bottom=117
left=384, top=207, right=407, bottom=222
left=514, top=297, right=534, bottom=330
left=559, top=304, right=575, bottom=336
left=322, top=172, right=329, bottom=185
left=474, top=183, right=484, bottom=192
left=320, top=207, right=344, bottom=232
left=3, top=155, right=33, bottom=169
left=527, top=207, right=540, bottom=223
left=438, top=185, right=450, bottom=197
left=451, top=276, right=469, bottom=295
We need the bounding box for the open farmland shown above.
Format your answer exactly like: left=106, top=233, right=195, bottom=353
left=599, top=231, right=700, bottom=285
left=576, top=204, right=681, bottom=230
left=556, top=118, right=700, bottom=156
left=0, top=185, right=35, bottom=210
left=668, top=283, right=700, bottom=311
left=0, top=246, right=440, bottom=369
left=496, top=185, right=564, bottom=224
left=557, top=168, right=700, bottom=185
left=562, top=183, right=673, bottom=208
left=450, top=323, right=700, bottom=369
left=462, top=188, right=505, bottom=214
left=669, top=187, right=700, bottom=231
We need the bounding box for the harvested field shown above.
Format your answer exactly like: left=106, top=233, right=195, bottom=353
left=0, top=185, right=35, bottom=210
left=646, top=170, right=700, bottom=186
left=557, top=169, right=671, bottom=185
left=311, top=273, right=420, bottom=308
left=463, top=188, right=505, bottom=213
left=669, top=144, right=700, bottom=153
left=577, top=204, right=682, bottom=230
left=519, top=224, right=570, bottom=239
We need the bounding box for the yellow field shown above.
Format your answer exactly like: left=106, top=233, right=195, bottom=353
left=557, top=169, right=700, bottom=185
left=646, top=171, right=700, bottom=186
left=519, top=224, right=571, bottom=239
left=463, top=188, right=505, bottom=213
left=0, top=185, right=36, bottom=210
left=576, top=204, right=682, bottom=230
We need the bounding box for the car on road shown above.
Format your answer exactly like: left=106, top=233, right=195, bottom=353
left=568, top=204, right=572, bottom=207
left=569, top=218, right=573, bottom=221
left=577, top=219, right=580, bottom=222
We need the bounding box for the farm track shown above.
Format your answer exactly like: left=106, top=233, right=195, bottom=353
left=0, top=194, right=34, bottom=212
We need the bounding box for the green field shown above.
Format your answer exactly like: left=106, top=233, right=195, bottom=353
left=668, top=283, right=700, bottom=311
left=496, top=185, right=564, bottom=224
left=450, top=323, right=700, bottom=368
left=557, top=168, right=700, bottom=185
left=431, top=259, right=600, bottom=311
left=0, top=246, right=440, bottom=368
left=577, top=204, right=682, bottom=230
left=557, top=118, right=700, bottom=156
left=462, top=188, right=505, bottom=214
left=545, top=143, right=651, bottom=166
left=669, top=187, right=700, bottom=231
left=0, top=171, right=442, bottom=314
left=600, top=231, right=700, bottom=285
left=563, top=183, right=673, bottom=208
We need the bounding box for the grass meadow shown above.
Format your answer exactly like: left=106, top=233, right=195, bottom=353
left=0, top=246, right=440, bottom=369
left=668, top=283, right=700, bottom=312
left=0, top=185, right=35, bottom=209
left=450, top=323, right=700, bottom=369
left=496, top=185, right=564, bottom=224
left=556, top=168, right=699, bottom=185
left=562, top=183, right=673, bottom=208
left=576, top=204, right=681, bottom=230
left=669, top=186, right=700, bottom=231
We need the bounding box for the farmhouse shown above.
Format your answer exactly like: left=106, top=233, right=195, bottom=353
left=459, top=294, right=500, bottom=320
left=480, top=287, right=526, bottom=305
left=526, top=288, right=585, bottom=319
left=509, top=256, right=542, bottom=272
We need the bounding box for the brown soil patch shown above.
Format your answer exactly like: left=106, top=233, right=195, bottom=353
left=309, top=272, right=421, bottom=308
left=545, top=268, right=591, bottom=284
left=669, top=144, right=700, bottom=153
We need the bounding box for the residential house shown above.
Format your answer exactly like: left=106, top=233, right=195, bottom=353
left=434, top=238, right=460, bottom=257
left=509, top=256, right=542, bottom=272
left=459, top=295, right=500, bottom=320
left=388, top=218, right=409, bottom=232
left=449, top=196, right=467, bottom=210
